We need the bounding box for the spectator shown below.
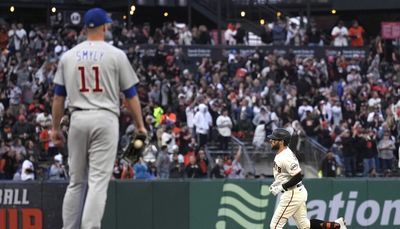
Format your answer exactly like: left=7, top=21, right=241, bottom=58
left=120, top=161, right=134, bottom=180
left=197, top=25, right=212, bottom=45
left=156, top=145, right=170, bottom=179
left=348, top=20, right=365, bottom=47
left=210, top=157, right=225, bottom=178
left=48, top=153, right=66, bottom=180
left=260, top=24, right=273, bottom=45
left=178, top=25, right=192, bottom=45
left=216, top=109, right=233, bottom=150
left=169, top=153, right=185, bottom=178
left=161, top=125, right=176, bottom=153
left=21, top=154, right=35, bottom=181
left=233, top=23, right=246, bottom=44
left=377, top=131, right=396, bottom=172
left=253, top=121, right=267, bottom=149
left=306, top=21, right=323, bottom=46
left=340, top=129, right=356, bottom=177
left=12, top=115, right=33, bottom=143
left=286, top=22, right=300, bottom=46
left=224, top=23, right=236, bottom=45
left=361, top=129, right=378, bottom=177
left=234, top=99, right=254, bottom=134
left=36, top=109, right=52, bottom=127
left=2, top=148, right=17, bottom=180
left=331, top=20, right=349, bottom=47
left=11, top=138, right=26, bottom=156
left=301, top=111, right=318, bottom=139
left=112, top=160, right=122, bottom=179
left=185, top=155, right=202, bottom=178
left=228, top=147, right=245, bottom=179
left=160, top=107, right=177, bottom=126
left=134, top=157, right=151, bottom=180
left=197, top=150, right=209, bottom=178
left=193, top=104, right=212, bottom=149
left=298, top=99, right=313, bottom=121
left=331, top=101, right=343, bottom=126
left=8, top=23, right=27, bottom=53
left=320, top=151, right=338, bottom=177
left=8, top=81, right=22, bottom=116
left=272, top=20, right=287, bottom=45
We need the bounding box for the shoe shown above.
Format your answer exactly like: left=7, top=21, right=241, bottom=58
left=335, top=217, right=347, bottom=229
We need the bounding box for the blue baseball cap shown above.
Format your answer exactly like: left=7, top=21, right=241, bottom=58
left=84, top=8, right=112, bottom=28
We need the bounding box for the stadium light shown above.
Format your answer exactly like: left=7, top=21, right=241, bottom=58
left=240, top=11, right=246, bottom=17
left=163, top=11, right=169, bottom=17
left=260, top=19, right=265, bottom=25
left=331, top=9, right=337, bottom=14
left=130, top=10, right=134, bottom=15
left=10, top=6, right=15, bottom=13
left=276, top=11, right=282, bottom=17
left=51, top=7, right=57, bottom=13
left=130, top=5, right=136, bottom=12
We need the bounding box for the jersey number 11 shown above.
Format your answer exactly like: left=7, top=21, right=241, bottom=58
left=78, top=66, right=103, bottom=92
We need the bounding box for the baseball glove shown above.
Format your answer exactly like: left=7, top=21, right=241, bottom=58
left=120, top=132, right=149, bottom=164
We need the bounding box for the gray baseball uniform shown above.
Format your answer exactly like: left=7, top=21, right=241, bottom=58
left=54, top=40, right=138, bottom=229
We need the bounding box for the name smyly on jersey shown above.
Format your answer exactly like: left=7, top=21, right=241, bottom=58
left=76, top=50, right=105, bottom=62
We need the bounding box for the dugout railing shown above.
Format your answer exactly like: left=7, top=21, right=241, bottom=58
left=299, top=135, right=329, bottom=169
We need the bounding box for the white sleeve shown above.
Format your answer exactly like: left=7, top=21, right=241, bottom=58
left=331, top=27, right=339, bottom=36
left=216, top=116, right=222, bottom=127
left=283, top=154, right=302, bottom=176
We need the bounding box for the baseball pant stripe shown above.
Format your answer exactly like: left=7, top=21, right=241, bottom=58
left=274, top=190, right=294, bottom=229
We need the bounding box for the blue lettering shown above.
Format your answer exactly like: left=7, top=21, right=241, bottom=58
left=76, top=52, right=81, bottom=62
left=76, top=50, right=105, bottom=62
left=82, top=50, right=88, bottom=60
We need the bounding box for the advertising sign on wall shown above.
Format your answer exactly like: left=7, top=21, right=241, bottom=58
left=1, top=179, right=399, bottom=228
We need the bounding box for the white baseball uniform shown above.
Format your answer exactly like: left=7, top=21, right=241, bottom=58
left=270, top=147, right=310, bottom=229
left=54, top=40, right=138, bottom=229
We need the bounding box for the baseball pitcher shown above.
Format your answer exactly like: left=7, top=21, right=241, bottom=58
left=51, top=8, right=147, bottom=229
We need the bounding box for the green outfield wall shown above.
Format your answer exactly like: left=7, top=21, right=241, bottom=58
left=0, top=179, right=399, bottom=229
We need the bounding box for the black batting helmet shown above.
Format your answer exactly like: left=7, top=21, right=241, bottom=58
left=267, top=128, right=291, bottom=145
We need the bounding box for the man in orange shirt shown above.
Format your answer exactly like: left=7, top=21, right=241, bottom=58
left=348, top=20, right=365, bottom=47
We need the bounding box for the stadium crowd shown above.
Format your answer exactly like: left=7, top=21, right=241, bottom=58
left=0, top=17, right=399, bottom=181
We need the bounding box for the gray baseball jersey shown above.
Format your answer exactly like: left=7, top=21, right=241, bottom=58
left=54, top=40, right=139, bottom=229
left=54, top=40, right=138, bottom=116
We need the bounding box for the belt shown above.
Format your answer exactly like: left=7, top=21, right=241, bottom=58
left=72, top=108, right=100, bottom=112
left=71, top=107, right=117, bottom=116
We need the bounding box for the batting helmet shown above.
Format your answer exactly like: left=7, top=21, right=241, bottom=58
left=267, top=128, right=291, bottom=145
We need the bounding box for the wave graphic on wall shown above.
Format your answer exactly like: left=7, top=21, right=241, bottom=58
left=216, top=183, right=270, bottom=229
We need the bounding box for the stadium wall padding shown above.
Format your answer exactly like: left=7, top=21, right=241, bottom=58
left=0, top=179, right=399, bottom=229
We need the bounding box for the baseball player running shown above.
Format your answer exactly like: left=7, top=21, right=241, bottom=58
left=267, top=128, right=347, bottom=229
left=51, top=8, right=146, bottom=229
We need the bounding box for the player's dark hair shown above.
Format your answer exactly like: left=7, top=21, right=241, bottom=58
left=283, top=139, right=290, bottom=146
